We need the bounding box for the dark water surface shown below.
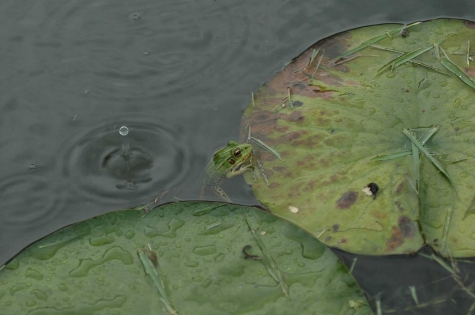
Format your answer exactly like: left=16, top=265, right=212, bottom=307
left=1, top=0, right=474, bottom=313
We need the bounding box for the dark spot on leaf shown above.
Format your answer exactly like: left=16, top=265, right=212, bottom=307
left=280, top=130, right=306, bottom=142
left=324, top=236, right=332, bottom=242
left=464, top=20, right=475, bottom=28
left=395, top=201, right=404, bottom=211
left=386, top=216, right=415, bottom=251
left=338, top=238, right=348, bottom=244
left=398, top=216, right=415, bottom=238
left=286, top=111, right=305, bottom=122
left=293, top=82, right=307, bottom=90
left=386, top=227, right=404, bottom=251
left=340, top=31, right=352, bottom=39
left=272, top=166, right=286, bottom=172
left=396, top=182, right=404, bottom=195
left=332, top=224, right=339, bottom=232
left=255, top=113, right=272, bottom=121
left=336, top=191, right=358, bottom=209
left=145, top=250, right=158, bottom=267
left=293, top=100, right=303, bottom=107
left=269, top=182, right=279, bottom=188
left=264, top=169, right=273, bottom=177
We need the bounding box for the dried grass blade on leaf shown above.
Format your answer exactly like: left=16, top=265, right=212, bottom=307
left=337, top=22, right=421, bottom=58
left=371, top=45, right=449, bottom=75
left=308, top=48, right=320, bottom=67
left=440, top=58, right=475, bottom=90
left=408, top=60, right=450, bottom=76
left=378, top=44, right=433, bottom=74
left=419, top=125, right=440, bottom=145
left=138, top=247, right=177, bottom=314
left=287, top=87, right=294, bottom=110
left=411, top=142, right=420, bottom=192
left=249, top=136, right=283, bottom=161
left=403, top=129, right=458, bottom=196
left=311, top=49, right=325, bottom=79
left=467, top=40, right=471, bottom=66
left=245, top=217, right=289, bottom=297
left=371, top=150, right=412, bottom=161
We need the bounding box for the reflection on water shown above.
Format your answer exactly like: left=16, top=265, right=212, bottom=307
left=0, top=0, right=474, bottom=314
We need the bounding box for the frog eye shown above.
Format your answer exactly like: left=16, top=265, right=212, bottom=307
left=233, top=148, right=242, bottom=157
left=229, top=159, right=235, bottom=165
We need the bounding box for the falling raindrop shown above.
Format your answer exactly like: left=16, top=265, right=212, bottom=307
left=119, top=126, right=129, bottom=136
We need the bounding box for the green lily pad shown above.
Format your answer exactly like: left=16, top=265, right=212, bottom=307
left=240, top=19, right=475, bottom=257
left=0, top=202, right=371, bottom=315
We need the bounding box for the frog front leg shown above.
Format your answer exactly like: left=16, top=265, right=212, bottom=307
left=226, top=165, right=254, bottom=179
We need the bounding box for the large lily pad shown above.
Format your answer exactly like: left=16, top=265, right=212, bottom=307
left=240, top=19, right=475, bottom=257
left=0, top=202, right=371, bottom=315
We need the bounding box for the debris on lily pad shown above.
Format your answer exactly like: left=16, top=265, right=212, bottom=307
left=289, top=206, right=299, bottom=213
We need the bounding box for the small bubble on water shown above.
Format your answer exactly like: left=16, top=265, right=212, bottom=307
left=29, top=164, right=36, bottom=172
left=119, top=126, right=129, bottom=136
left=129, top=12, right=142, bottom=21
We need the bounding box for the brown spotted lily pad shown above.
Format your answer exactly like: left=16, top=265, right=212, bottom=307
left=241, top=19, right=475, bottom=257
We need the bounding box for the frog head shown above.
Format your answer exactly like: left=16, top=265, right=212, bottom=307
left=210, top=141, right=253, bottom=178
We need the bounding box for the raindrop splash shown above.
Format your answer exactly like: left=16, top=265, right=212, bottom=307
left=119, top=126, right=132, bottom=175
left=119, top=126, right=129, bottom=136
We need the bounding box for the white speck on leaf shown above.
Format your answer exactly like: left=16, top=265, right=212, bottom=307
left=362, top=186, right=373, bottom=196
left=289, top=206, right=299, bottom=213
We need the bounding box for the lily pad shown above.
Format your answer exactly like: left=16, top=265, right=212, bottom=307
left=240, top=19, right=475, bottom=257
left=0, top=202, right=371, bottom=315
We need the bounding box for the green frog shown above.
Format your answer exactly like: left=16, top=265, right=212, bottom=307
left=201, top=141, right=254, bottom=202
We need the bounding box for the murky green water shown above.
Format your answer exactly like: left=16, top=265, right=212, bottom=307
left=0, top=0, right=474, bottom=313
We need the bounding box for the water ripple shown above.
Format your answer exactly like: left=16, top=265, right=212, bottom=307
left=18, top=0, right=251, bottom=103
left=0, top=173, right=65, bottom=226
left=59, top=119, right=191, bottom=204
